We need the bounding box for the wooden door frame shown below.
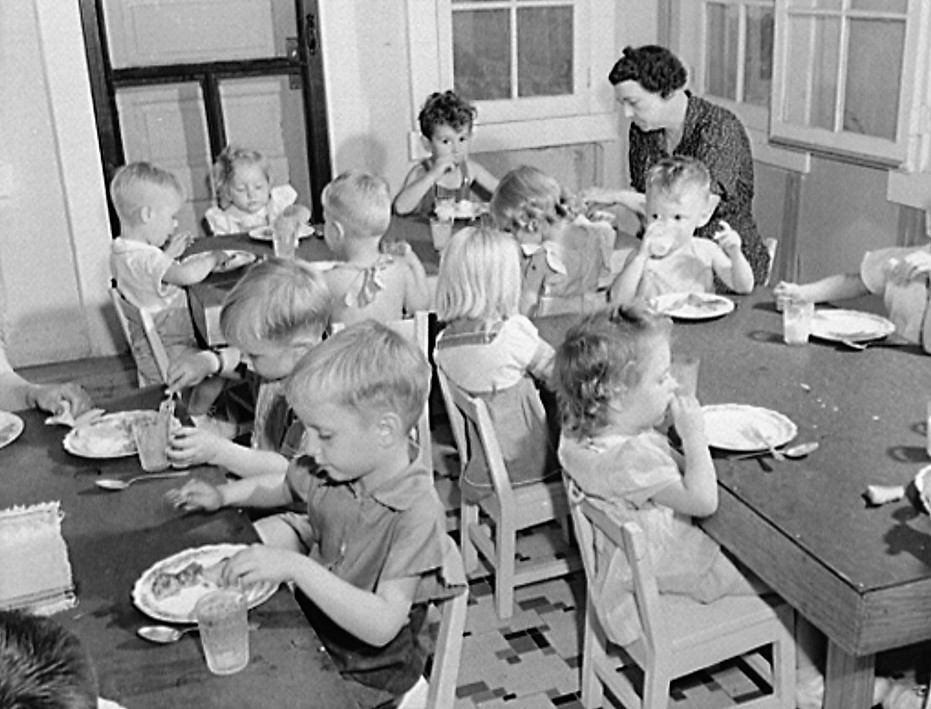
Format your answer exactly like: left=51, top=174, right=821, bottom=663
left=78, top=0, right=332, bottom=231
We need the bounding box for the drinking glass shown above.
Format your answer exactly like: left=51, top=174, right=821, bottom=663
left=272, top=215, right=299, bottom=259
left=132, top=417, right=170, bottom=472
left=195, top=589, right=249, bottom=675
left=429, top=218, right=453, bottom=251
left=671, top=355, right=701, bottom=398
left=782, top=300, right=814, bottom=346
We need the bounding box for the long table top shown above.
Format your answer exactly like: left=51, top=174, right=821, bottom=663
left=0, top=387, right=359, bottom=708
left=535, top=292, right=931, bottom=709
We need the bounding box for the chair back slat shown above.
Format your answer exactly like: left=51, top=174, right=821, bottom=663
left=109, top=285, right=171, bottom=384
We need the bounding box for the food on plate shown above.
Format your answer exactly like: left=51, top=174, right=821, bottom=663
left=151, top=558, right=228, bottom=600
left=659, top=293, right=724, bottom=314
left=434, top=199, right=484, bottom=221
left=66, top=411, right=158, bottom=457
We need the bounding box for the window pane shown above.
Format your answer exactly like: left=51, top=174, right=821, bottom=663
left=705, top=3, right=739, bottom=101
left=517, top=6, right=573, bottom=97
left=453, top=10, right=511, bottom=100
left=851, top=0, right=906, bottom=12
left=784, top=15, right=839, bottom=130
left=744, top=6, right=774, bottom=107
left=786, top=0, right=842, bottom=9
left=843, top=19, right=904, bottom=140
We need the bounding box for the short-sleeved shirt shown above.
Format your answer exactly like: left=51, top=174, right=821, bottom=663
left=638, top=237, right=721, bottom=299
left=860, top=245, right=930, bottom=344
left=109, top=238, right=198, bottom=384
left=628, top=92, right=769, bottom=288
left=559, top=429, right=725, bottom=645
left=285, top=457, right=460, bottom=697
left=205, top=184, right=298, bottom=235
left=434, top=316, right=559, bottom=501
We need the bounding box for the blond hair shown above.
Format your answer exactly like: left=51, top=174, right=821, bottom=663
left=287, top=319, right=430, bottom=432
left=490, top=165, right=580, bottom=236
left=210, top=146, right=271, bottom=209
left=321, top=170, right=391, bottom=240
left=644, top=156, right=713, bottom=201
left=220, top=258, right=332, bottom=352
left=434, top=225, right=521, bottom=324
left=109, top=162, right=183, bottom=227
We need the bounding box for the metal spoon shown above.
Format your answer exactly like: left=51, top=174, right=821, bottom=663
left=95, top=470, right=189, bottom=491
left=732, top=441, right=819, bottom=461
left=137, top=625, right=198, bottom=644
left=840, top=339, right=869, bottom=351
left=748, top=425, right=785, bottom=461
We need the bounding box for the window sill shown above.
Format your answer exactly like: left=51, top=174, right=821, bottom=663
left=887, top=170, right=931, bottom=209
left=406, top=113, right=618, bottom=161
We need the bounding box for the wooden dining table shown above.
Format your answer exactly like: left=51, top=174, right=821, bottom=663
left=535, top=291, right=931, bottom=709
left=0, top=387, right=360, bottom=708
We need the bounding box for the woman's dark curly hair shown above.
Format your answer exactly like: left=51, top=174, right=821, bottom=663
left=608, top=45, right=687, bottom=98
left=418, top=90, right=477, bottom=139
left=553, top=303, right=672, bottom=439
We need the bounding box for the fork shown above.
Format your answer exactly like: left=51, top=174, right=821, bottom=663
left=747, top=425, right=785, bottom=461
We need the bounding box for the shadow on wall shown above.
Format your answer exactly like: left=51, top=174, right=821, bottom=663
left=334, top=134, right=389, bottom=182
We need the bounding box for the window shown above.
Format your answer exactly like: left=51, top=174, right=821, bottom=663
left=770, top=0, right=927, bottom=167
left=405, top=0, right=616, bottom=155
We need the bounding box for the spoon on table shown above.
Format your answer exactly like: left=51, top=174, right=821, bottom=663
left=95, top=470, right=189, bottom=491
left=732, top=441, right=820, bottom=461
left=748, top=426, right=785, bottom=461
left=137, top=622, right=260, bottom=644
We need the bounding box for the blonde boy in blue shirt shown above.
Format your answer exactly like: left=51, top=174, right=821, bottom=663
left=168, top=321, right=459, bottom=707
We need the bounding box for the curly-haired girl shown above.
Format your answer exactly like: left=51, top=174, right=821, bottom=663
left=491, top=165, right=615, bottom=316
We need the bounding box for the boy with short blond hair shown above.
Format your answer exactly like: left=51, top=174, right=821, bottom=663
left=320, top=170, right=431, bottom=326
left=168, top=320, right=460, bottom=707
left=109, top=162, right=223, bottom=409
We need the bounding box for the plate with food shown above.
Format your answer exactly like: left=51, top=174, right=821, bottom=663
left=809, top=309, right=895, bottom=343
left=132, top=544, right=278, bottom=623
left=213, top=250, right=258, bottom=273
left=247, top=223, right=316, bottom=241
left=652, top=292, right=736, bottom=320
left=63, top=410, right=158, bottom=458
left=701, top=404, right=797, bottom=452
left=434, top=199, right=488, bottom=222
left=0, top=411, right=24, bottom=450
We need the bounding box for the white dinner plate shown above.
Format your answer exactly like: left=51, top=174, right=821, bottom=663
left=652, top=292, right=736, bottom=321
left=915, top=465, right=931, bottom=514
left=132, top=544, right=278, bottom=624
left=701, top=404, right=797, bottom=452
left=0, top=411, right=24, bottom=450
left=213, top=249, right=257, bottom=273
left=810, top=309, right=895, bottom=343
left=247, top=223, right=316, bottom=242
left=63, top=410, right=157, bottom=458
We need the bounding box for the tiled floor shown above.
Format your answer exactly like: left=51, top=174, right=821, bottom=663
left=23, top=356, right=927, bottom=708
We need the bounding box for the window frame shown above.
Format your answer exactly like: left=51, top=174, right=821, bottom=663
left=404, top=0, right=617, bottom=160
left=769, top=0, right=925, bottom=169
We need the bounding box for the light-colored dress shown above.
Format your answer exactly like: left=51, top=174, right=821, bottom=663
left=522, top=217, right=614, bottom=316
left=434, top=315, right=558, bottom=502
left=860, top=245, right=930, bottom=343
left=559, top=429, right=747, bottom=646
left=205, top=184, right=298, bottom=235
left=109, top=238, right=198, bottom=385
left=637, top=237, right=721, bottom=299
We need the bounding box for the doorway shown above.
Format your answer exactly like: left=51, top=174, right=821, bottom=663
left=79, top=0, right=331, bottom=234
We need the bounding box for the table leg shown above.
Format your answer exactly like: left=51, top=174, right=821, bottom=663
left=824, top=640, right=875, bottom=709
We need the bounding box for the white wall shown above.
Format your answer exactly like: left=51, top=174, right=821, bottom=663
left=0, top=0, right=115, bottom=367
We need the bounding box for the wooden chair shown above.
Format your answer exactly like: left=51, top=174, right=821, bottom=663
left=764, top=237, right=779, bottom=287
left=397, top=534, right=469, bottom=709
left=331, top=311, right=432, bottom=472
left=437, top=369, right=580, bottom=619
left=566, top=477, right=796, bottom=709
left=109, top=285, right=171, bottom=386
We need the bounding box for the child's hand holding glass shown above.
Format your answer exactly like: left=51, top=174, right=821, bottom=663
left=165, top=478, right=224, bottom=512
left=641, top=221, right=678, bottom=258
left=164, top=230, right=196, bottom=259
left=888, top=250, right=931, bottom=283
left=772, top=280, right=806, bottom=310
left=167, top=426, right=229, bottom=468
left=669, top=392, right=706, bottom=444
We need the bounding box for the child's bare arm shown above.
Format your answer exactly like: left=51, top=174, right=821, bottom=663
left=394, top=162, right=449, bottom=215
left=163, top=251, right=220, bottom=286
left=395, top=242, right=432, bottom=313
left=224, top=546, right=419, bottom=647
left=168, top=428, right=289, bottom=478
left=468, top=158, right=499, bottom=196
left=773, top=273, right=867, bottom=304
left=167, top=472, right=293, bottom=512
left=651, top=394, right=718, bottom=517
left=609, top=246, right=649, bottom=305
left=710, top=222, right=754, bottom=293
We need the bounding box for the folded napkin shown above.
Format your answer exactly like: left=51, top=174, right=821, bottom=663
left=0, top=501, right=76, bottom=615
